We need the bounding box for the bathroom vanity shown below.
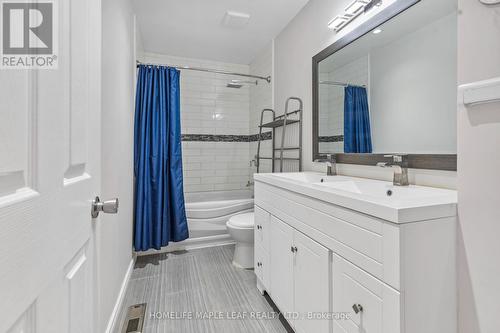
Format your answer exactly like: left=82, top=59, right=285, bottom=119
left=253, top=172, right=457, bottom=333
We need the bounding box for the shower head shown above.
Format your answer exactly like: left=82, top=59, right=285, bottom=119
left=227, top=82, right=243, bottom=89
left=226, top=79, right=258, bottom=88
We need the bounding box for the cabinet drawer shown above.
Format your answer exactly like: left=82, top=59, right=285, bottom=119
left=254, top=244, right=270, bottom=289
left=254, top=205, right=270, bottom=251
left=332, top=254, right=400, bottom=333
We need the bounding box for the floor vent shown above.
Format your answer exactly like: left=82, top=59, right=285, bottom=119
left=121, top=303, right=146, bottom=333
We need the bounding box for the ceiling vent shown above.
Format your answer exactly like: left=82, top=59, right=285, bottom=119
left=222, top=11, right=250, bottom=28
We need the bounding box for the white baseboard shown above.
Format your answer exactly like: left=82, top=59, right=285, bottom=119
left=105, top=256, right=136, bottom=333
left=136, top=234, right=235, bottom=256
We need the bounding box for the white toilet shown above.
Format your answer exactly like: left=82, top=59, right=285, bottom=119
left=226, top=212, right=254, bottom=269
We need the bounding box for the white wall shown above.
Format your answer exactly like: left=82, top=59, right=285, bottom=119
left=274, top=0, right=457, bottom=189
left=370, top=13, right=457, bottom=154
left=457, top=1, right=500, bottom=332
left=139, top=53, right=252, bottom=192
left=250, top=43, right=274, bottom=175
left=100, top=0, right=136, bottom=332
left=274, top=0, right=348, bottom=168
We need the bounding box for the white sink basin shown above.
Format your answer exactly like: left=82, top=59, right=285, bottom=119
left=254, top=172, right=457, bottom=223
left=269, top=172, right=352, bottom=183
left=313, top=179, right=452, bottom=201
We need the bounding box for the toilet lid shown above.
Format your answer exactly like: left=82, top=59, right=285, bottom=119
left=228, top=212, right=254, bottom=228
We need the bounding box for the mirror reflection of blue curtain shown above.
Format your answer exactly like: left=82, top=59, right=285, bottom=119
left=344, top=86, right=373, bottom=153
left=134, top=65, right=189, bottom=251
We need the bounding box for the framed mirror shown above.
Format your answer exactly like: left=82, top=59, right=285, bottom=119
left=312, top=0, right=457, bottom=171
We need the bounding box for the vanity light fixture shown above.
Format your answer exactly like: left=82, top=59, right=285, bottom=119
left=328, top=0, right=382, bottom=32
left=327, top=16, right=350, bottom=30
left=372, top=28, right=382, bottom=34
left=345, top=0, right=369, bottom=16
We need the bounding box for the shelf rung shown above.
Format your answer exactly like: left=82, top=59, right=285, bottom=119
left=274, top=147, right=300, bottom=150
left=259, top=157, right=300, bottom=161
left=275, top=110, right=301, bottom=119
left=259, top=119, right=299, bottom=128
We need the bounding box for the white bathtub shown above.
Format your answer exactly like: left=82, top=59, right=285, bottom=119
left=137, top=189, right=255, bottom=255
left=184, top=189, right=254, bottom=240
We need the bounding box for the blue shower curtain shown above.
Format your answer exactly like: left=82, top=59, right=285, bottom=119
left=134, top=65, right=189, bottom=251
left=344, top=86, right=373, bottom=153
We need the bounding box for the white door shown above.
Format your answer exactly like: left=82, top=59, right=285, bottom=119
left=0, top=0, right=102, bottom=332
left=293, top=230, right=330, bottom=333
left=269, top=216, right=294, bottom=314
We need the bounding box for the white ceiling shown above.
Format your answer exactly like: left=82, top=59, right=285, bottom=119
left=132, top=0, right=309, bottom=65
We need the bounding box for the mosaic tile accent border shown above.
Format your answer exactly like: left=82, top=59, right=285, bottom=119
left=248, top=131, right=272, bottom=142
left=318, top=135, right=344, bottom=142
left=182, top=132, right=272, bottom=142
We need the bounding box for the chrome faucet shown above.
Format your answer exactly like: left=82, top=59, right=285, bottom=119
left=314, top=154, right=337, bottom=176
left=377, top=154, right=409, bottom=186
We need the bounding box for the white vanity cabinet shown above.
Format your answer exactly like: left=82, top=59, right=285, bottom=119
left=255, top=205, right=330, bottom=333
left=269, top=216, right=330, bottom=333
left=253, top=174, right=457, bottom=333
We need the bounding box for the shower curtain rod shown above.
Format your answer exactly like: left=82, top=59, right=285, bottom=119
left=136, top=60, right=271, bottom=83
left=320, top=80, right=366, bottom=88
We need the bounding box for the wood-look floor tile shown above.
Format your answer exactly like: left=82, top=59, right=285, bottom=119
left=115, top=245, right=289, bottom=333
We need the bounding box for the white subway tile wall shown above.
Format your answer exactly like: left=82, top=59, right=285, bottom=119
left=140, top=51, right=272, bottom=192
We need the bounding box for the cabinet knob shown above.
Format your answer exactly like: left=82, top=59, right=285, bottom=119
left=291, top=246, right=295, bottom=253
left=352, top=304, right=363, bottom=314
left=257, top=262, right=262, bottom=267
left=293, top=246, right=298, bottom=253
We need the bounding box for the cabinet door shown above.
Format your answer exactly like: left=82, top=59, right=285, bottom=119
left=293, top=230, right=330, bottom=333
left=254, top=205, right=270, bottom=251
left=270, top=216, right=295, bottom=314
left=255, top=244, right=270, bottom=292
left=332, top=254, right=400, bottom=333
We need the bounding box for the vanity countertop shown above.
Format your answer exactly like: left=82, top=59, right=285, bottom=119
left=253, top=172, right=457, bottom=223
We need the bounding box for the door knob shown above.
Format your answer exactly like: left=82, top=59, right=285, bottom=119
left=352, top=304, right=363, bottom=314
left=91, top=196, right=119, bottom=218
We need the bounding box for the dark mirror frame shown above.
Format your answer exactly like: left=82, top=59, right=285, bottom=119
left=312, top=0, right=457, bottom=171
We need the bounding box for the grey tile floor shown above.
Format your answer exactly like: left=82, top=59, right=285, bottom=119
left=114, top=245, right=290, bottom=333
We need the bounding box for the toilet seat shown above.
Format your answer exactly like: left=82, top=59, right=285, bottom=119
left=227, top=212, right=254, bottom=229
